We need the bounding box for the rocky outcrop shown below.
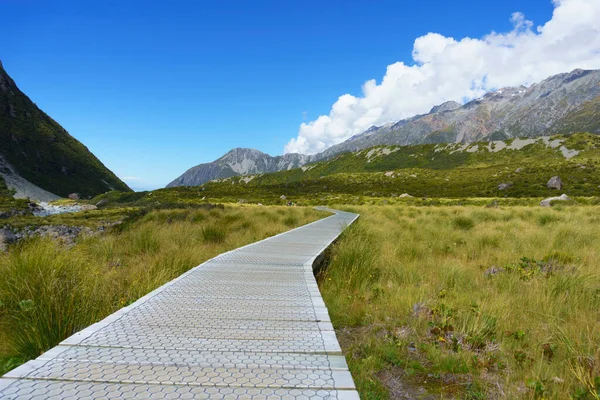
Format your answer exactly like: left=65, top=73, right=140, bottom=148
left=498, top=182, right=513, bottom=190
left=547, top=176, right=563, bottom=190
left=0, top=155, right=60, bottom=202
left=0, top=228, right=17, bottom=252
left=540, top=194, right=571, bottom=207
left=1, top=223, right=112, bottom=249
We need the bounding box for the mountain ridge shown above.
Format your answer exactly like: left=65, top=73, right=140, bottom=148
left=166, top=148, right=311, bottom=188
left=0, top=61, right=131, bottom=199
left=168, top=68, right=600, bottom=187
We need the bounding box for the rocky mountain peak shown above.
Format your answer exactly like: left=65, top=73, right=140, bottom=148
left=222, top=148, right=266, bottom=160
left=429, top=101, right=462, bottom=114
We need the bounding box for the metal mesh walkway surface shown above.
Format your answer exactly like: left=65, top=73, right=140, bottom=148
left=0, top=208, right=360, bottom=399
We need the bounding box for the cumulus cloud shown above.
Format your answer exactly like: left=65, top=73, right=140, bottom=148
left=284, top=0, right=600, bottom=154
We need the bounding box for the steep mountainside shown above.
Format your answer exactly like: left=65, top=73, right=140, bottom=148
left=167, top=148, right=311, bottom=187
left=168, top=69, right=600, bottom=188
left=0, top=61, right=130, bottom=198
left=319, top=69, right=600, bottom=158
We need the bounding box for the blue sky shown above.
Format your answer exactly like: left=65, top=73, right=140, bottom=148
left=0, top=1, right=558, bottom=189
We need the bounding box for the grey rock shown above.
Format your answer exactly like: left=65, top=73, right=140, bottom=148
left=540, top=194, right=571, bottom=207
left=498, top=182, right=513, bottom=190
left=280, top=195, right=287, bottom=200
left=412, top=302, right=429, bottom=317
left=515, top=168, right=523, bottom=173
left=68, top=193, right=80, bottom=200
left=547, top=176, right=563, bottom=190
left=0, top=228, right=16, bottom=252
left=484, top=266, right=504, bottom=277
left=96, top=199, right=108, bottom=207
left=399, top=193, right=413, bottom=198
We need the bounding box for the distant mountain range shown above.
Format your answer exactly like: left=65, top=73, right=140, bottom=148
left=168, top=68, right=600, bottom=187
left=0, top=61, right=130, bottom=199
left=167, top=148, right=309, bottom=188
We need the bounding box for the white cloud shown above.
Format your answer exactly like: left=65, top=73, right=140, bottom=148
left=284, top=0, right=600, bottom=155
left=121, top=176, right=142, bottom=181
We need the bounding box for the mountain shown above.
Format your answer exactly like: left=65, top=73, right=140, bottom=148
left=319, top=69, right=600, bottom=158
left=166, top=148, right=311, bottom=187
left=198, top=132, right=600, bottom=200
left=0, top=61, right=130, bottom=199
left=167, top=69, right=600, bottom=188
left=100, top=132, right=599, bottom=207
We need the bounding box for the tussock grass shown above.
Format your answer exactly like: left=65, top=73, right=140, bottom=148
left=320, top=204, right=600, bottom=399
left=0, top=205, right=324, bottom=374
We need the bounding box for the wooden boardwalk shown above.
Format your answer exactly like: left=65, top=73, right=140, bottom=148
left=0, top=208, right=359, bottom=399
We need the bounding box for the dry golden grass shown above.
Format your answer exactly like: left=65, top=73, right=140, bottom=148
left=0, top=205, right=324, bottom=374
left=320, top=204, right=600, bottom=399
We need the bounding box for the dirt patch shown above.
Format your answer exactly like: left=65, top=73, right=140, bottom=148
left=377, top=368, right=437, bottom=400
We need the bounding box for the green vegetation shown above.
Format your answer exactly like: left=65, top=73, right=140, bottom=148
left=95, top=133, right=600, bottom=205
left=0, top=64, right=130, bottom=198
left=0, top=205, right=324, bottom=374
left=319, top=204, right=600, bottom=399
left=1, top=121, right=599, bottom=399
left=0, top=176, right=11, bottom=197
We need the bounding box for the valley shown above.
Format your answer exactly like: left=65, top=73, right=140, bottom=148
left=0, top=59, right=599, bottom=399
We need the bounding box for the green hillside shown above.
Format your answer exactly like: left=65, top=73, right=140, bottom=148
left=195, top=132, right=600, bottom=199
left=95, top=133, right=600, bottom=206
left=0, top=62, right=130, bottom=198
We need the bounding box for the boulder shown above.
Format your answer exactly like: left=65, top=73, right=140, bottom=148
left=498, top=182, right=513, bottom=190
left=0, top=228, right=17, bottom=252
left=399, top=193, right=413, bottom=198
left=68, top=193, right=80, bottom=200
left=547, top=176, right=563, bottom=190
left=280, top=195, right=287, bottom=200
left=540, top=194, right=571, bottom=207
left=515, top=168, right=522, bottom=173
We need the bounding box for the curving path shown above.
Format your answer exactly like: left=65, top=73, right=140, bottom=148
left=0, top=208, right=359, bottom=399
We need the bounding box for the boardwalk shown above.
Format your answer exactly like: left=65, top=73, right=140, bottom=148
left=0, top=208, right=359, bottom=399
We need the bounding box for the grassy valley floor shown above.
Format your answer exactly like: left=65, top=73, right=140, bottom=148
left=0, top=205, right=324, bottom=374
left=319, top=204, right=600, bottom=399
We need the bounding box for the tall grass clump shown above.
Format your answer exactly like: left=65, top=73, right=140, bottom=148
left=322, top=224, right=378, bottom=291
left=452, top=215, right=475, bottom=230
left=201, top=224, right=228, bottom=243
left=0, top=240, right=103, bottom=363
